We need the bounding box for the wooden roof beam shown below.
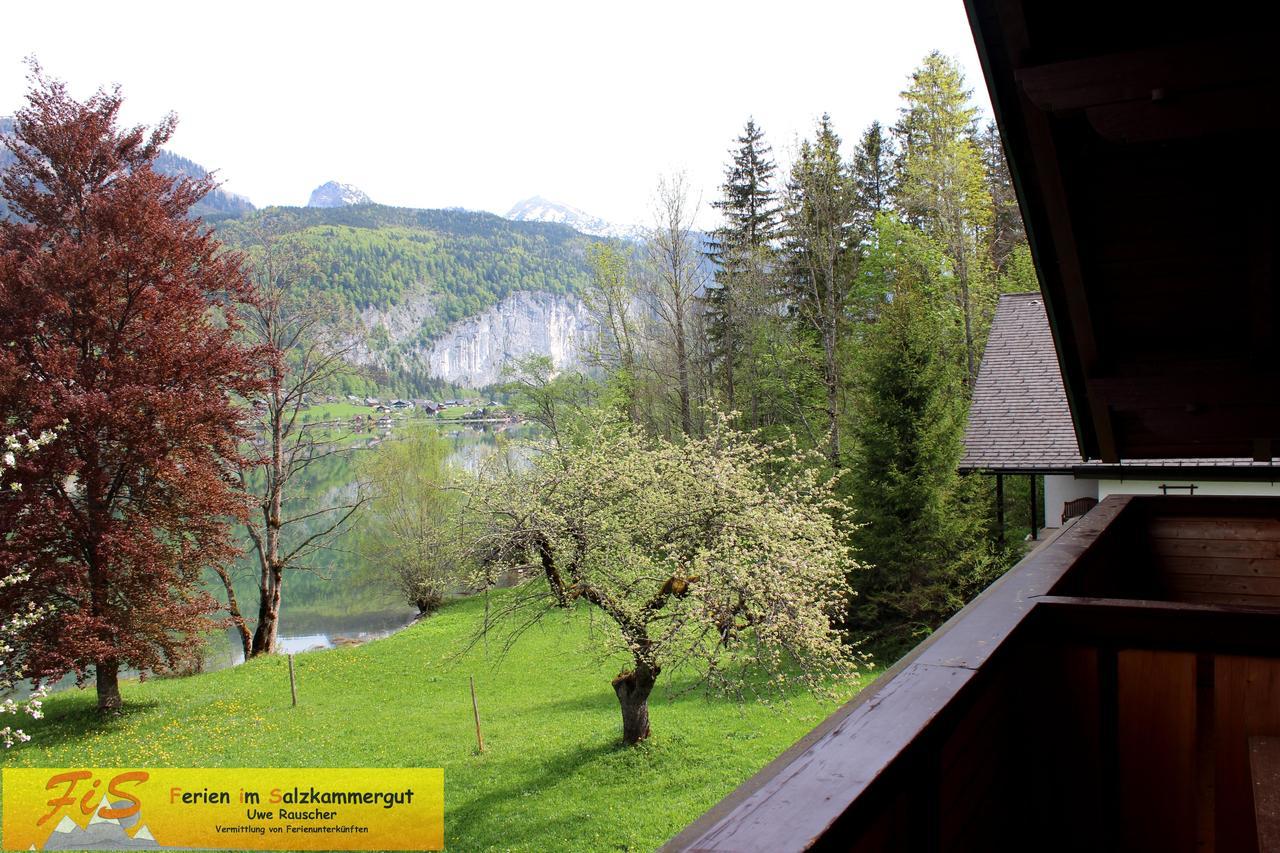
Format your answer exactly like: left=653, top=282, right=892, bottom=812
left=1017, top=101, right=1118, bottom=461
left=1015, top=38, right=1275, bottom=114
left=1085, top=87, right=1280, bottom=144
left=982, top=0, right=1117, bottom=462
left=1251, top=215, right=1277, bottom=460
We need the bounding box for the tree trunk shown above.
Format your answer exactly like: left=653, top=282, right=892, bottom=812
left=250, top=564, right=281, bottom=656
left=612, top=663, right=658, bottom=745
left=674, top=306, right=693, bottom=437
left=96, top=658, right=122, bottom=713
left=824, top=260, right=841, bottom=464
left=249, top=388, right=287, bottom=658
left=825, top=320, right=840, bottom=463
left=723, top=294, right=737, bottom=412
left=214, top=564, right=252, bottom=660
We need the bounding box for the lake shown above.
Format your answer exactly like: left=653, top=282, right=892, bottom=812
left=207, top=418, right=538, bottom=667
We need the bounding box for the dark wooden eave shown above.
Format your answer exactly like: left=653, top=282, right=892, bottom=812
left=964, top=0, right=1280, bottom=462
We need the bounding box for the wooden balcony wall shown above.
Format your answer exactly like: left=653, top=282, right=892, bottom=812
left=668, top=495, right=1280, bottom=853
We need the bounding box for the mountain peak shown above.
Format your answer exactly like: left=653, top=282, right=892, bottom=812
left=308, top=181, right=373, bottom=208
left=505, top=196, right=636, bottom=239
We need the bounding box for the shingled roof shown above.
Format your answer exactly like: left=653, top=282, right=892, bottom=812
left=960, top=293, right=1081, bottom=473
left=961, top=294, right=1280, bottom=476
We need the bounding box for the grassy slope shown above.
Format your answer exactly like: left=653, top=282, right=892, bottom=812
left=5, top=594, right=872, bottom=852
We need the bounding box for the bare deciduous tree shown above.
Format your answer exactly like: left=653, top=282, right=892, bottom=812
left=582, top=242, right=642, bottom=424
left=642, top=172, right=706, bottom=437
left=230, top=228, right=369, bottom=658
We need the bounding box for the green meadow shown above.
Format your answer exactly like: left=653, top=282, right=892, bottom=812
left=5, top=593, right=873, bottom=852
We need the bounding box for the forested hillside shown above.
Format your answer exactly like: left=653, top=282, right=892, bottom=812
left=152, top=150, right=256, bottom=218
left=213, top=205, right=602, bottom=338
left=5, top=118, right=603, bottom=357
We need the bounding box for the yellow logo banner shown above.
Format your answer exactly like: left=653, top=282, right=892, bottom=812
left=1, top=768, right=443, bottom=851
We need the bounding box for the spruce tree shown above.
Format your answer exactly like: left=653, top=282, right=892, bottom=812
left=980, top=121, right=1026, bottom=275
left=783, top=114, right=855, bottom=463
left=711, top=119, right=780, bottom=251
left=706, top=119, right=780, bottom=413
left=851, top=121, right=894, bottom=239
left=848, top=218, right=997, bottom=657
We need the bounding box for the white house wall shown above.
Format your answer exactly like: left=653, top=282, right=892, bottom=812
left=1097, top=478, right=1280, bottom=499
left=1044, top=475, right=1099, bottom=529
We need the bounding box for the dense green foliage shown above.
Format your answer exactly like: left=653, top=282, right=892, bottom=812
left=571, top=52, right=1034, bottom=661
left=705, top=119, right=780, bottom=413
left=847, top=220, right=1008, bottom=655
left=214, top=205, right=603, bottom=336
left=5, top=592, right=872, bottom=851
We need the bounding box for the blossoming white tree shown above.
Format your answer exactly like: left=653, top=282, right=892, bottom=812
left=469, top=416, right=866, bottom=745
left=1, top=426, right=58, bottom=747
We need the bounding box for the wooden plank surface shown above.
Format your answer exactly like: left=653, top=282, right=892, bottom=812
left=1164, top=573, right=1280, bottom=595
left=1251, top=736, right=1280, bottom=852
left=1034, top=596, right=1280, bottom=658
left=1174, top=591, right=1280, bottom=611
left=1149, top=517, right=1280, bottom=543
left=1148, top=516, right=1280, bottom=607
left=1216, top=657, right=1280, bottom=852
left=1153, top=537, right=1280, bottom=560
left=1014, top=37, right=1274, bottom=113
left=1118, top=650, right=1198, bottom=852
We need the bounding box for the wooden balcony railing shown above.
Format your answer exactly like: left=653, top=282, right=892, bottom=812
left=665, top=495, right=1280, bottom=853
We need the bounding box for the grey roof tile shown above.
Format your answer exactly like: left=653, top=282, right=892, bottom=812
left=960, top=293, right=1280, bottom=473
left=961, top=293, right=1081, bottom=471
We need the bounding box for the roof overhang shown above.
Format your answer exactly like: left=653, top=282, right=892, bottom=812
left=959, top=466, right=1076, bottom=476
left=1074, top=464, right=1280, bottom=483
left=965, top=1, right=1280, bottom=463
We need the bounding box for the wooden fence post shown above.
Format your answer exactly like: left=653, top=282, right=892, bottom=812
left=470, top=675, right=484, bottom=753
left=288, top=654, right=298, bottom=707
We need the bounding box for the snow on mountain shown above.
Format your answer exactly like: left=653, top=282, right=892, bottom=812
left=505, top=195, right=638, bottom=239
left=308, top=181, right=374, bottom=208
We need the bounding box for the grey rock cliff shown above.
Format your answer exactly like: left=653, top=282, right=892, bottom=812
left=352, top=289, right=594, bottom=387
left=427, top=291, right=593, bottom=386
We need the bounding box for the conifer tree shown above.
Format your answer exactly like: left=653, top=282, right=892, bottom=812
left=711, top=119, right=780, bottom=251
left=706, top=119, right=780, bottom=413
left=851, top=121, right=894, bottom=239
left=848, top=217, right=998, bottom=656
left=783, top=114, right=856, bottom=463
left=893, top=52, right=994, bottom=387
left=980, top=121, right=1026, bottom=275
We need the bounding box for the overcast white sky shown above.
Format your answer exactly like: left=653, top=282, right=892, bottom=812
left=1, top=0, right=991, bottom=228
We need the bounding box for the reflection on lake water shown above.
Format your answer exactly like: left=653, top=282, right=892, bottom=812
left=201, top=420, right=539, bottom=667
left=22, top=420, right=539, bottom=696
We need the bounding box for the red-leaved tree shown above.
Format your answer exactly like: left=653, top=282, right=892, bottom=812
left=0, top=66, right=263, bottom=713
